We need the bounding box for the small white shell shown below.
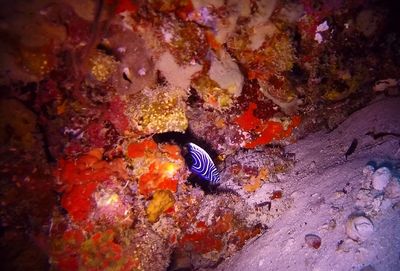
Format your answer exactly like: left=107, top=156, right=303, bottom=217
left=305, top=234, right=322, bottom=249
left=371, top=167, right=391, bottom=190
left=346, top=214, right=374, bottom=241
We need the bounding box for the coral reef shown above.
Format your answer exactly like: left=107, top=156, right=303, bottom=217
left=1, top=0, right=400, bottom=270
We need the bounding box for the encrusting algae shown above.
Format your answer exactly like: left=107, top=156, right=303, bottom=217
left=146, top=190, right=175, bottom=223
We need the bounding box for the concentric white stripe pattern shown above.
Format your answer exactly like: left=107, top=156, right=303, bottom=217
left=187, top=143, right=220, bottom=185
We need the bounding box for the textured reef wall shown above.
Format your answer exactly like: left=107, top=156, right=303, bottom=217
left=0, top=0, right=399, bottom=270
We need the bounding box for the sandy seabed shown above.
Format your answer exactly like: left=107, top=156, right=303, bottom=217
left=218, top=97, right=400, bottom=271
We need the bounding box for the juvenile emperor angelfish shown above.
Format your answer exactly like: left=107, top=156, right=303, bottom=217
left=186, top=142, right=220, bottom=185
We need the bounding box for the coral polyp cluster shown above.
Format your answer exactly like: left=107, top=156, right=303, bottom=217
left=19, top=46, right=56, bottom=78
left=191, top=74, right=234, bottom=110
left=133, top=89, right=189, bottom=134
left=89, top=51, right=118, bottom=82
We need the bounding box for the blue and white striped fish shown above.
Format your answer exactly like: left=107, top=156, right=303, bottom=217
left=186, top=143, right=220, bottom=185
